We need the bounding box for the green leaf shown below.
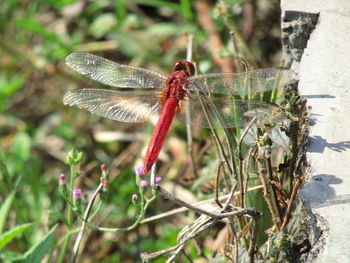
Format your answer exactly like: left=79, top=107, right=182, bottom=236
left=112, top=33, right=142, bottom=57
left=38, top=0, right=76, bottom=10
left=89, top=13, right=117, bottom=38
left=49, top=210, right=69, bottom=226
left=10, top=132, right=31, bottom=162
left=115, top=0, right=126, bottom=22
left=0, top=75, right=25, bottom=112
left=0, top=223, right=32, bottom=250
left=0, top=75, right=25, bottom=98
left=14, top=224, right=58, bottom=263
left=15, top=19, right=66, bottom=47
left=146, top=23, right=195, bottom=37
left=0, top=250, right=23, bottom=262
left=0, top=157, right=10, bottom=183
left=180, top=0, right=193, bottom=22
left=0, top=192, right=15, bottom=234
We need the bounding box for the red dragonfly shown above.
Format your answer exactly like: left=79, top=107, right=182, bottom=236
left=63, top=53, right=291, bottom=175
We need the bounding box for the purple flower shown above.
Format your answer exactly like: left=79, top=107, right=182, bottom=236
left=134, top=166, right=144, bottom=177
left=155, top=177, right=162, bottom=184
left=139, top=180, right=149, bottom=189
left=73, top=188, right=82, bottom=201
left=59, top=174, right=65, bottom=186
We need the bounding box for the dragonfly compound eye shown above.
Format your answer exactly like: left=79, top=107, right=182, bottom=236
left=174, top=61, right=195, bottom=76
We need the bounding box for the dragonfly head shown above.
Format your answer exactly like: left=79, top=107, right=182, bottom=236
left=174, top=61, right=195, bottom=76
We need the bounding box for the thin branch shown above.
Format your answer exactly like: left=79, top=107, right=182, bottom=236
left=281, top=176, right=302, bottom=231
left=236, top=117, right=256, bottom=207
left=244, top=147, right=256, bottom=208
left=155, top=185, right=219, bottom=218
left=140, top=185, right=263, bottom=224
left=141, top=217, right=217, bottom=262
left=197, top=94, right=233, bottom=176
left=186, top=34, right=194, bottom=62
left=229, top=32, right=243, bottom=72
left=248, top=213, right=260, bottom=263
left=167, top=216, right=213, bottom=262
left=255, top=145, right=281, bottom=231
left=215, top=161, right=225, bottom=208
left=71, top=183, right=103, bottom=263
left=154, top=185, right=260, bottom=220
left=266, top=153, right=283, bottom=223
left=185, top=34, right=199, bottom=178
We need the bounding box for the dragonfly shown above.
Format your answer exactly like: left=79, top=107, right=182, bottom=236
left=63, top=53, right=291, bottom=175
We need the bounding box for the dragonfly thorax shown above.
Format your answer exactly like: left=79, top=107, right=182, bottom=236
left=164, top=71, right=189, bottom=102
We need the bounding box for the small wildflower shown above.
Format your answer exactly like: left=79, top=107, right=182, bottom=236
left=134, top=166, right=144, bottom=177
left=59, top=174, right=65, bottom=187
left=132, top=194, right=138, bottom=205
left=139, top=180, right=149, bottom=189
left=73, top=188, right=82, bottom=203
left=155, top=176, right=162, bottom=184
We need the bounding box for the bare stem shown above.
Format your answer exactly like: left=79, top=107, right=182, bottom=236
left=256, top=145, right=281, bottom=231
left=71, top=184, right=103, bottom=263
left=236, top=117, right=256, bottom=208
left=215, top=161, right=225, bottom=208
left=229, top=32, right=243, bottom=72
left=266, top=154, right=283, bottom=223
left=248, top=214, right=260, bottom=263
left=185, top=34, right=199, bottom=178
left=141, top=217, right=217, bottom=262
left=155, top=185, right=259, bottom=219
left=197, top=95, right=233, bottom=176
left=281, top=176, right=302, bottom=231
left=140, top=185, right=263, bottom=224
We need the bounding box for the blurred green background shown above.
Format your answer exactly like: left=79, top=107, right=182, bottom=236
left=0, top=0, right=284, bottom=262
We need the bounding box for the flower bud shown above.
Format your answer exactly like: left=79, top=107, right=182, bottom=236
left=131, top=194, right=138, bottom=205
left=134, top=166, right=144, bottom=177
left=101, top=163, right=108, bottom=172
left=139, top=180, right=149, bottom=189
left=73, top=188, right=82, bottom=203
left=66, top=150, right=84, bottom=165
left=59, top=174, right=65, bottom=187
left=155, top=176, right=162, bottom=184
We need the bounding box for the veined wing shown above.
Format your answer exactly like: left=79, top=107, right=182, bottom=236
left=66, top=53, right=167, bottom=89
left=63, top=88, right=161, bottom=122
left=186, top=68, right=292, bottom=96
left=177, top=96, right=286, bottom=129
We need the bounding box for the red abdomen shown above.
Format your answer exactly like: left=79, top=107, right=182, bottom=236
left=143, top=98, right=178, bottom=175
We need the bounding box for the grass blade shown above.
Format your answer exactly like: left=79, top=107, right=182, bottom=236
left=0, top=191, right=15, bottom=234
left=0, top=223, right=32, bottom=250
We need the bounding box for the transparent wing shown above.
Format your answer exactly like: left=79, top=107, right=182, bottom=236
left=186, top=68, right=292, bottom=96
left=177, top=96, right=286, bottom=128
left=63, top=88, right=161, bottom=122
left=66, top=53, right=167, bottom=89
